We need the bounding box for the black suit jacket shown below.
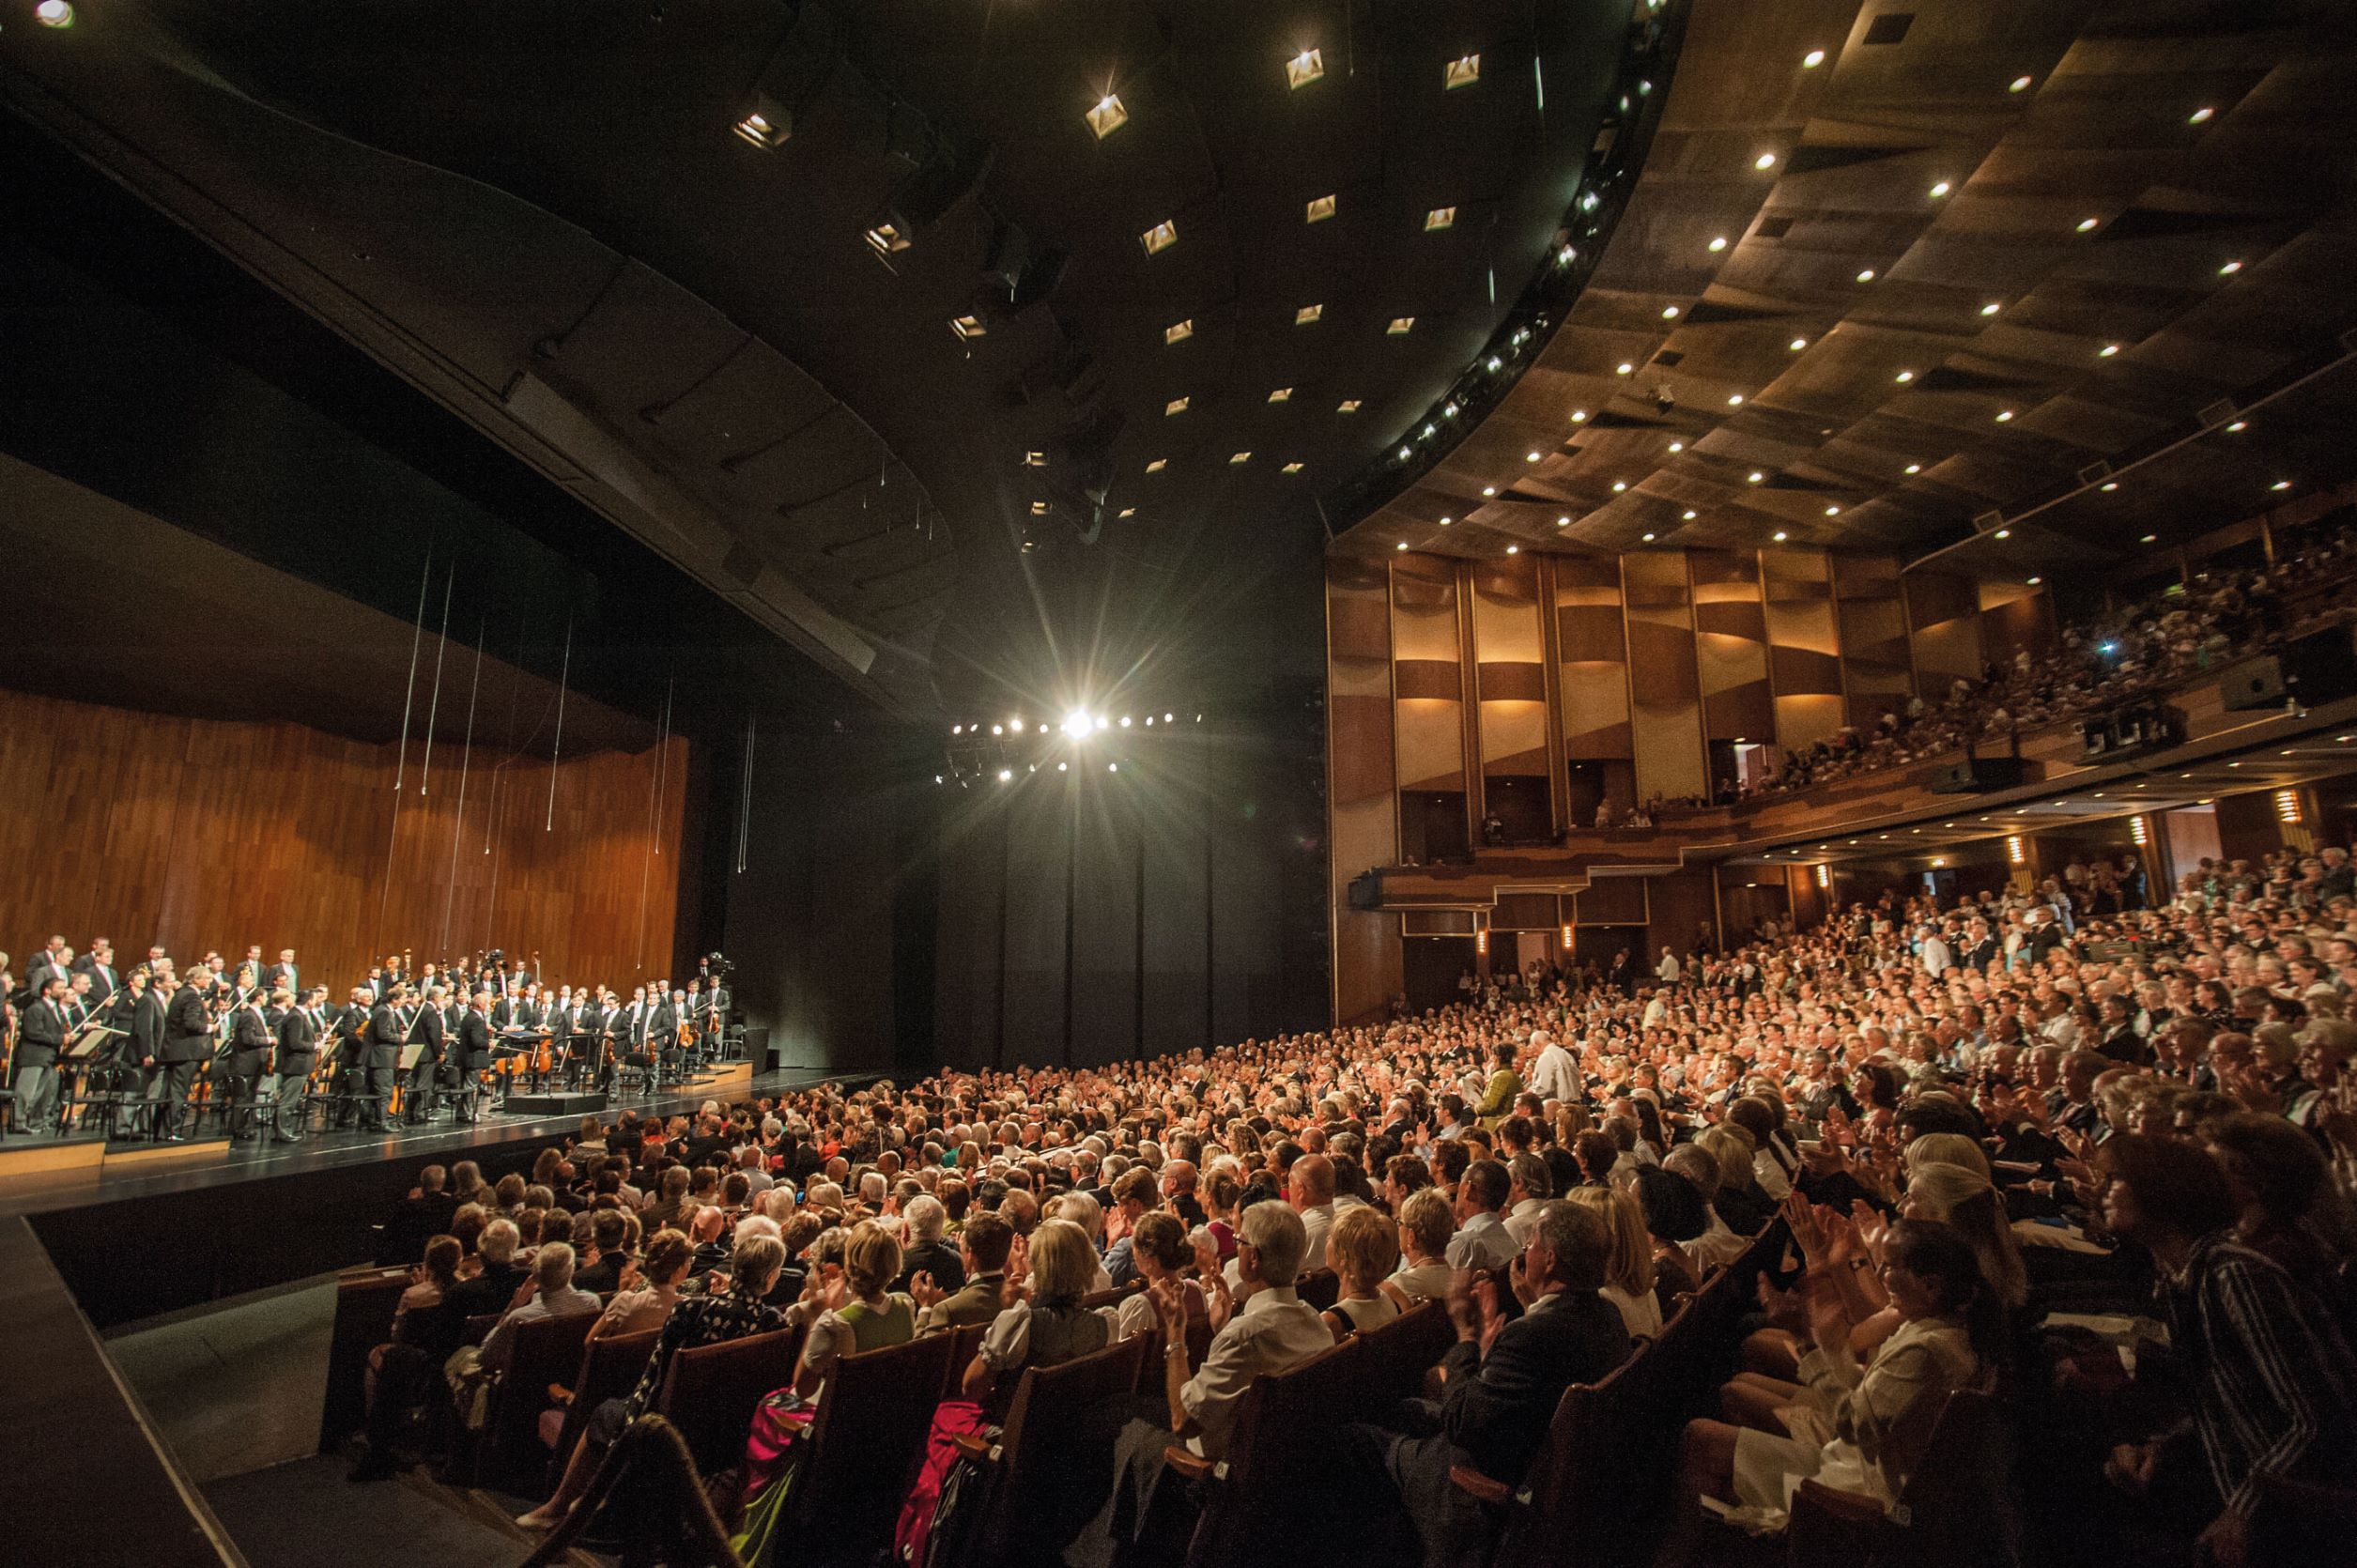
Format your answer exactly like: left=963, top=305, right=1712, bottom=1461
left=17, top=997, right=67, bottom=1068
left=162, top=988, right=215, bottom=1065
left=366, top=1004, right=404, bottom=1068
left=131, top=991, right=166, bottom=1065
left=415, top=1005, right=446, bottom=1063
left=277, top=1007, right=320, bottom=1073
left=1437, top=1290, right=1630, bottom=1486
left=456, top=1012, right=493, bottom=1070
left=227, top=1004, right=272, bottom=1074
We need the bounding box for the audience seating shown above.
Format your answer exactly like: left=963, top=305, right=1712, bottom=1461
left=473, top=1311, right=597, bottom=1491
left=941, top=1321, right=990, bottom=1395
left=1295, top=1268, right=1341, bottom=1312
left=653, top=1323, right=805, bottom=1475
left=1166, top=1335, right=1369, bottom=1568
left=1354, top=1299, right=1452, bottom=1402
left=540, top=1325, right=659, bottom=1488
left=1784, top=1387, right=2017, bottom=1568
left=316, top=1267, right=409, bottom=1453
left=948, top=1335, right=1148, bottom=1568
left=772, top=1331, right=960, bottom=1568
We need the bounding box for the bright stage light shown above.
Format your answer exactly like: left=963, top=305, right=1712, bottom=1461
left=1062, top=709, right=1093, bottom=739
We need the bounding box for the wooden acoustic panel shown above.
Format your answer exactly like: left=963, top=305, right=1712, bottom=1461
left=0, top=687, right=686, bottom=994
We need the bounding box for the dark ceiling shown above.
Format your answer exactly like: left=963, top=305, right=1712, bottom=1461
left=1335, top=0, right=2357, bottom=577
left=0, top=0, right=1636, bottom=721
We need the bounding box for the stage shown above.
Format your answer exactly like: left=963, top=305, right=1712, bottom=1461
left=5, top=1067, right=867, bottom=1330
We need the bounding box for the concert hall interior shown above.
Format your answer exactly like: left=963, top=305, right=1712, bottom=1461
left=8, top=3, right=2357, bottom=1567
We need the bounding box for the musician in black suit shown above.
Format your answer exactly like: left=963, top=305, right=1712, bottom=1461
left=10, top=975, right=69, bottom=1135
left=364, top=987, right=406, bottom=1131
left=264, top=948, right=299, bottom=993
left=271, top=987, right=323, bottom=1143
left=224, top=987, right=274, bottom=1142
left=70, top=939, right=120, bottom=1007
left=116, top=969, right=164, bottom=1140
left=402, top=985, right=447, bottom=1126
left=650, top=987, right=681, bottom=1083
left=454, top=992, right=494, bottom=1123
left=1345, top=1201, right=1629, bottom=1568
left=155, top=968, right=215, bottom=1142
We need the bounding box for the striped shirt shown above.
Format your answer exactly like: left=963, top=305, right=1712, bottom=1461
left=2162, top=1231, right=2357, bottom=1513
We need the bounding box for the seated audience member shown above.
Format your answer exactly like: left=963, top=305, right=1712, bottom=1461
left=1664, top=1144, right=1749, bottom=1271
left=912, top=1211, right=1015, bottom=1332
left=894, top=1193, right=964, bottom=1295
left=1383, top=1186, right=1458, bottom=1308
left=1446, top=1159, right=1519, bottom=1272
left=963, top=1218, right=1111, bottom=1402
left=1101, top=1166, right=1163, bottom=1288
left=1289, top=1153, right=1339, bottom=1273
left=1348, top=1200, right=1628, bottom=1568
left=593, top=1228, right=694, bottom=1337
left=518, top=1234, right=789, bottom=1530
left=1323, top=1203, right=1403, bottom=1339
left=1065, top=1202, right=1330, bottom=1568
left=1669, top=1221, right=1995, bottom=1548
left=1633, top=1165, right=1708, bottom=1304
left=480, top=1241, right=602, bottom=1369
left=1567, top=1184, right=1661, bottom=1338
left=442, top=1218, right=530, bottom=1320
left=377, top=1165, right=460, bottom=1266
left=1105, top=1211, right=1204, bottom=1344
left=2096, top=1134, right=2357, bottom=1565
left=792, top=1219, right=917, bottom=1399
left=571, top=1209, right=633, bottom=1296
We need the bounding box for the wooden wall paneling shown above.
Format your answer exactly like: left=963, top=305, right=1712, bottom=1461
left=1455, top=560, right=1485, bottom=846
left=1534, top=557, right=1568, bottom=838
left=1621, top=551, right=1707, bottom=805
left=1471, top=557, right=1552, bottom=820
left=1555, top=554, right=1633, bottom=761
left=1762, top=547, right=1844, bottom=757
left=1690, top=549, right=1773, bottom=747
left=1835, top=554, right=1912, bottom=730
left=1903, top=571, right=1983, bottom=699
left=1392, top=558, right=1467, bottom=792
left=1328, top=561, right=1401, bottom=1025
left=0, top=688, right=684, bottom=996
left=1978, top=581, right=2052, bottom=672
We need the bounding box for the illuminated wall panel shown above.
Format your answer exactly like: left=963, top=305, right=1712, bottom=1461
left=1835, top=553, right=1911, bottom=730
left=1761, top=547, right=1843, bottom=755
left=1622, top=551, right=1707, bottom=804
left=1555, top=554, right=1631, bottom=760
left=1690, top=548, right=1774, bottom=744
left=1392, top=558, right=1466, bottom=792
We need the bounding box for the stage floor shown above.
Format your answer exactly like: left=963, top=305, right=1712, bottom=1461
left=0, top=1066, right=851, bottom=1221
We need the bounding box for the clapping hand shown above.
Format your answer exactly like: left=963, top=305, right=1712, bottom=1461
left=908, top=1270, right=944, bottom=1310
left=1149, top=1276, right=1188, bottom=1337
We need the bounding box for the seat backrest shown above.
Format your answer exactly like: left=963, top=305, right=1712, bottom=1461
left=976, top=1336, right=1148, bottom=1565
left=1355, top=1300, right=1452, bottom=1402
left=318, top=1269, right=410, bottom=1452
left=1888, top=1387, right=2018, bottom=1567
left=655, top=1324, right=805, bottom=1472
left=1295, top=1268, right=1341, bottom=1312
left=942, top=1320, right=990, bottom=1395
left=1493, top=1342, right=1648, bottom=1568
left=480, top=1311, right=599, bottom=1485
left=790, top=1331, right=960, bottom=1556
left=1188, top=1337, right=1366, bottom=1567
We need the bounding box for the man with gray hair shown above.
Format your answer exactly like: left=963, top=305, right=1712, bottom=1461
left=1067, top=1200, right=1333, bottom=1568
left=481, top=1240, right=600, bottom=1369
left=896, top=1193, right=963, bottom=1294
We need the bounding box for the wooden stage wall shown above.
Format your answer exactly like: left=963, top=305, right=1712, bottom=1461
left=0, top=688, right=687, bottom=994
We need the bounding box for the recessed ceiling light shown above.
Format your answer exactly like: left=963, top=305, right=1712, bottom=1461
left=1571, top=409, right=1589, bottom=423
left=1980, top=302, right=2001, bottom=315
left=1482, top=485, right=1497, bottom=497
left=1995, top=409, right=2015, bottom=422
left=1229, top=451, right=1251, bottom=465
left=2010, top=74, right=2033, bottom=93
left=1305, top=193, right=1337, bottom=223
left=1661, top=304, right=1681, bottom=319
left=2272, top=480, right=2292, bottom=491
left=1163, top=318, right=1194, bottom=346
left=2077, top=217, right=2101, bottom=234
left=1894, top=370, right=1916, bottom=384
left=1728, top=393, right=1745, bottom=406
left=1337, top=398, right=1362, bottom=412
left=1296, top=303, right=1325, bottom=326
left=1668, top=440, right=1685, bottom=453
left=1425, top=206, right=1456, bottom=231
left=1748, top=470, right=1764, bottom=484
left=1286, top=48, right=1325, bottom=90
left=734, top=109, right=785, bottom=148
left=1505, top=545, right=1519, bottom=555
left=1995, top=528, right=2012, bottom=539
left=2189, top=106, right=2214, bottom=124
left=1438, top=515, right=1454, bottom=527
left=1164, top=395, right=1189, bottom=416
left=1444, top=54, right=1481, bottom=90
left=1028, top=501, right=1050, bottom=516
left=1282, top=462, right=1303, bottom=474
left=1708, top=236, right=1729, bottom=253
left=1268, top=387, right=1292, bottom=403
left=2098, top=344, right=2118, bottom=357
left=1790, top=337, right=1808, bottom=351
left=1682, top=510, right=1698, bottom=520
left=1396, top=541, right=1409, bottom=550
left=1141, top=220, right=1178, bottom=254
left=1616, top=362, right=1634, bottom=376
left=1557, top=515, right=1571, bottom=527
left=1755, top=152, right=1778, bottom=171
left=1929, top=181, right=1951, bottom=198
left=1118, top=506, right=1136, bottom=518
left=2101, top=481, right=2118, bottom=492
left=1086, top=94, right=1129, bottom=139
left=1856, top=269, right=1876, bottom=283
left=1802, top=48, right=1826, bottom=68
left=1387, top=316, right=1415, bottom=334
left=1643, top=531, right=1657, bottom=541
left=1526, top=451, right=1543, bottom=463
left=949, top=314, right=987, bottom=342
left=1826, top=505, right=1841, bottom=516
left=2140, top=533, right=2157, bottom=544
left=1772, top=530, right=1789, bottom=542
left=2026, top=575, right=2041, bottom=584
left=1145, top=457, right=1167, bottom=473
left=2226, top=420, right=2247, bottom=432
left=2219, top=259, right=2242, bottom=275
left=1612, top=481, right=1627, bottom=492
left=1904, top=463, right=1921, bottom=474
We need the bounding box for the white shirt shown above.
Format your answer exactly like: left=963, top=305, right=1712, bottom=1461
left=1179, top=1286, right=1333, bottom=1458
left=1529, top=1042, right=1579, bottom=1104
left=1684, top=1207, right=1749, bottom=1272
left=1445, top=1209, right=1518, bottom=1272
left=1296, top=1204, right=1334, bottom=1273
left=1601, top=1282, right=1662, bottom=1339
left=1656, top=952, right=1682, bottom=983
left=1502, top=1197, right=1546, bottom=1248
left=1919, top=936, right=1953, bottom=977
left=1387, top=1258, right=1454, bottom=1303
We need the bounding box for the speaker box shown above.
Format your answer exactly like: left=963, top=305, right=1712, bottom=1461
left=1930, top=756, right=2027, bottom=793
left=1348, top=871, right=1385, bottom=911
left=2221, top=630, right=2357, bottom=712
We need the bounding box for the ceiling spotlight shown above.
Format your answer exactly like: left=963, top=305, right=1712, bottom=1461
left=1708, top=236, right=1729, bottom=253
left=1141, top=220, right=1178, bottom=254
left=2010, top=74, right=2033, bottom=93
left=2099, top=344, right=2119, bottom=357
left=2101, top=481, right=2118, bottom=491
left=1571, top=409, right=1590, bottom=423
left=1163, top=319, right=1194, bottom=346
left=1282, top=461, right=1303, bottom=474
left=1338, top=398, right=1362, bottom=412
left=1095, top=715, right=1110, bottom=731
left=1616, top=361, right=1634, bottom=375
left=2026, top=575, right=2042, bottom=585
left=1557, top=515, right=1572, bottom=527
left=1995, top=528, right=2012, bottom=539
left=1826, top=505, right=1841, bottom=516
left=2272, top=480, right=2292, bottom=491
left=1118, top=506, right=1136, bottom=517
left=1057, top=761, right=1068, bottom=772
left=1482, top=485, right=1498, bottom=497
left=1995, top=409, right=2015, bottom=422
left=2140, top=533, right=2157, bottom=544
left=1305, top=193, right=1337, bottom=223
left=1894, top=370, right=1916, bottom=384
left=1118, top=715, right=1132, bottom=728
left=1108, top=762, right=1119, bottom=773
left=1856, top=269, right=1876, bottom=283
left=2189, top=106, right=2214, bottom=124
left=1445, top=54, right=1482, bottom=90
left=1728, top=393, right=1745, bottom=406
left=1904, top=463, right=1921, bottom=474
left=1146, top=457, right=1167, bottom=473
left=1229, top=451, right=1252, bottom=465
left=1439, top=515, right=1454, bottom=526
left=1387, top=316, right=1415, bottom=334
left=1612, top=481, right=1627, bottom=492
left=1668, top=440, right=1685, bottom=453
left=2076, top=217, right=2101, bottom=233
left=2219, top=259, right=2242, bottom=275
left=1505, top=545, right=1520, bottom=555
left=1755, top=152, right=1778, bottom=171
left=1397, top=445, right=1411, bottom=459
left=1683, top=509, right=1698, bottom=520
left=1296, top=303, right=1325, bottom=326
left=1164, top=395, right=1190, bottom=416
left=1748, top=470, right=1764, bottom=484
left=1789, top=337, right=1808, bottom=351
left=1802, top=49, right=1826, bottom=68
left=1661, top=304, right=1681, bottom=319
left=733, top=109, right=786, bottom=148
left=997, top=769, right=1013, bottom=782
left=1086, top=94, right=1129, bottom=138
left=1526, top=451, right=1543, bottom=462
left=1772, top=530, right=1789, bottom=542
left=1642, top=531, right=1657, bottom=542
left=1929, top=181, right=1951, bottom=198
left=1267, top=387, right=1292, bottom=403
left=1425, top=206, right=1457, bottom=231
left=1286, top=48, right=1325, bottom=89
left=2226, top=420, right=2247, bottom=431
left=1980, top=301, right=2001, bottom=315
left=1396, top=541, right=1409, bottom=550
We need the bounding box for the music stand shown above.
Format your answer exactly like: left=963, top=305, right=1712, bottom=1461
left=60, top=1024, right=126, bottom=1137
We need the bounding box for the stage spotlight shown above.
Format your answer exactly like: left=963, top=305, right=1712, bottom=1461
left=1009, top=718, right=1025, bottom=733
left=1094, top=715, right=1110, bottom=731
left=992, top=724, right=1004, bottom=735
left=952, top=725, right=963, bottom=735
left=1119, top=715, right=1132, bottom=727
left=1146, top=715, right=1155, bottom=727
left=996, top=769, right=1012, bottom=782
left=1062, top=709, right=1092, bottom=739
left=1108, top=762, right=1119, bottom=773
left=37, top=0, right=74, bottom=23
left=1164, top=713, right=1174, bottom=723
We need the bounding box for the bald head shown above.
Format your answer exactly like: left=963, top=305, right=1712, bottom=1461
left=1289, top=1153, right=1334, bottom=1208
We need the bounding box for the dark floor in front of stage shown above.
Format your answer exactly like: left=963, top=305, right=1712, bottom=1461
left=206, top=1454, right=602, bottom=1568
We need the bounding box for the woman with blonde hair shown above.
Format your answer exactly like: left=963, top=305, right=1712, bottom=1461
left=1696, top=1124, right=1772, bottom=1235
left=1566, top=1185, right=1661, bottom=1337
left=792, top=1219, right=915, bottom=1398
left=1903, top=1131, right=1990, bottom=1180
left=1321, top=1205, right=1401, bottom=1339
left=961, top=1218, right=1110, bottom=1401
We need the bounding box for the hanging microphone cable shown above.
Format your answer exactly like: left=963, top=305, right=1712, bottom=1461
left=441, top=617, right=485, bottom=953
left=546, top=612, right=573, bottom=832
left=418, top=561, right=454, bottom=795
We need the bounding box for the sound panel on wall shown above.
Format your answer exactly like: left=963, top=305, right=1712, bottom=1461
left=1622, top=551, right=1707, bottom=803
left=1142, top=782, right=1210, bottom=1056
left=1071, top=780, right=1141, bottom=1067
left=1000, top=780, right=1069, bottom=1068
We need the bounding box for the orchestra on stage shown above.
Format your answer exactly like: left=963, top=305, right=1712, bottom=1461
left=0, top=937, right=734, bottom=1144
